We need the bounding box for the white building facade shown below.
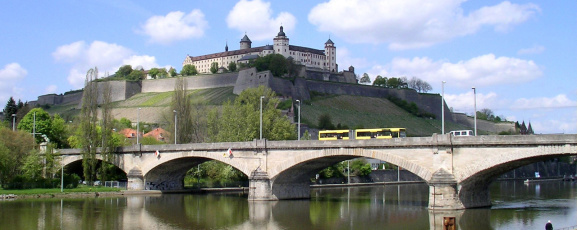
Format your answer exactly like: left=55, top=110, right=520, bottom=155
left=183, top=26, right=338, bottom=74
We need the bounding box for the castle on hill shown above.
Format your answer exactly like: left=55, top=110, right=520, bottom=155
left=183, top=26, right=338, bottom=74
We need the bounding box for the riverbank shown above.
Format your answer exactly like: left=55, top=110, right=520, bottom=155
left=2, top=181, right=427, bottom=200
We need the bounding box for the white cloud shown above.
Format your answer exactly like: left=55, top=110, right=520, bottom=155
left=140, top=10, right=208, bottom=45
left=0, top=63, right=27, bottom=102
left=45, top=85, right=58, bottom=94
left=367, top=54, right=542, bottom=88
left=511, top=94, right=577, bottom=110
left=444, top=91, right=502, bottom=114
left=52, top=41, right=159, bottom=88
left=517, top=45, right=545, bottom=55
left=227, top=0, right=296, bottom=41
left=336, top=47, right=369, bottom=71
left=308, top=0, right=540, bottom=49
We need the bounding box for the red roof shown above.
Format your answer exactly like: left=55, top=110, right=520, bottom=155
left=143, top=128, right=169, bottom=141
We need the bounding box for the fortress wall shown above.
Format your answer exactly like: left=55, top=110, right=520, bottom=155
left=143, top=73, right=238, bottom=93
left=61, top=91, right=83, bottom=105
left=37, top=94, right=59, bottom=105
left=233, top=68, right=271, bottom=95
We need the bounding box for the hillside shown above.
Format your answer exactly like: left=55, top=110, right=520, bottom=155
left=301, top=95, right=470, bottom=137
left=46, top=86, right=470, bottom=137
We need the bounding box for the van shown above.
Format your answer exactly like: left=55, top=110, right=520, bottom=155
left=449, top=130, right=474, bottom=136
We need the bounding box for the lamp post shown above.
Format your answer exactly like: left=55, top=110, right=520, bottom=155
left=472, top=87, right=477, bottom=136
left=173, top=110, right=177, bottom=144
left=296, top=99, right=301, bottom=141
left=441, top=81, right=446, bottom=135
left=136, top=108, right=141, bottom=145
left=12, top=114, right=16, bottom=131
left=260, top=96, right=264, bottom=140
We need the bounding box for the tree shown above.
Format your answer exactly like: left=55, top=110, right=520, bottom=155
left=17, top=108, right=52, bottom=144
left=115, top=65, right=133, bottom=78
left=169, top=67, right=178, bottom=77
left=157, top=68, right=168, bottom=78
left=477, top=108, right=495, bottom=121
left=207, top=86, right=296, bottom=142
left=181, top=64, right=198, bottom=76
left=228, top=62, right=237, bottom=72
left=373, top=75, right=387, bottom=87
left=318, top=113, right=335, bottom=130
left=168, top=77, right=195, bottom=144
left=408, top=77, right=433, bottom=93
left=252, top=54, right=289, bottom=77
left=80, top=67, right=100, bottom=185
left=210, top=62, right=219, bottom=74
left=148, top=68, right=160, bottom=79
left=359, top=73, right=371, bottom=84
left=3, top=97, right=17, bottom=123
left=0, top=127, right=36, bottom=186
left=50, top=114, right=69, bottom=148
left=126, top=70, right=144, bottom=81
left=99, top=81, right=117, bottom=182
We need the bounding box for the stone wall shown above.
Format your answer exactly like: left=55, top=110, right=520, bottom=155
left=144, top=73, right=238, bottom=93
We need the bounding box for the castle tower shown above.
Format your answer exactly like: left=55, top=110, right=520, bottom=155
left=273, top=26, right=289, bottom=57
left=325, top=38, right=336, bottom=72
left=240, top=34, right=252, bottom=50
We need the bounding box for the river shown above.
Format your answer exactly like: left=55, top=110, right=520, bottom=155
left=0, top=180, right=575, bottom=230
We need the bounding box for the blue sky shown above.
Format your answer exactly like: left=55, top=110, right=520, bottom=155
left=1, top=0, right=575, bottom=134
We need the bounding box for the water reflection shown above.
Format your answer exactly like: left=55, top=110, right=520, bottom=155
left=0, top=181, right=575, bottom=230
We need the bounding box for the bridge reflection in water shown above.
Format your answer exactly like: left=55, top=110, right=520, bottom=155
left=1, top=181, right=575, bottom=229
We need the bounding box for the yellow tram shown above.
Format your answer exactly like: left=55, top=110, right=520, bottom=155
left=318, top=128, right=406, bottom=140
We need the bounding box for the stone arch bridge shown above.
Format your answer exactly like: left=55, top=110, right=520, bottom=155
left=58, top=134, right=577, bottom=210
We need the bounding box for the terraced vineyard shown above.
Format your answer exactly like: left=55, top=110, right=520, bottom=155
left=47, top=87, right=468, bottom=137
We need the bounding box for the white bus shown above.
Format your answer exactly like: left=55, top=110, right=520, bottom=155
left=449, top=130, right=474, bottom=136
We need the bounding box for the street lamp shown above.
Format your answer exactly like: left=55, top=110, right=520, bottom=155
left=472, top=87, right=477, bottom=136
left=296, top=100, right=301, bottom=141
left=137, top=108, right=141, bottom=145
left=12, top=114, right=16, bottom=131
left=260, top=96, right=265, bottom=140
left=441, top=81, right=446, bottom=135
left=173, top=110, right=177, bottom=144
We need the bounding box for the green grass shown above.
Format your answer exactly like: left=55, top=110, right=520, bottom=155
left=0, top=186, right=122, bottom=195
left=140, top=91, right=173, bottom=107
left=302, top=95, right=471, bottom=137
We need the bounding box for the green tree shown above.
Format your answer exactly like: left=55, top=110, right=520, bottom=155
left=207, top=86, right=296, bottom=142
left=359, top=73, right=371, bottom=84
left=157, top=68, right=168, bottom=78
left=0, top=127, right=36, bottom=185
left=373, top=75, right=387, bottom=87
left=17, top=108, right=52, bottom=144
left=252, top=54, right=289, bottom=77
left=148, top=68, right=160, bottom=79
left=181, top=64, right=198, bottom=76
left=210, top=62, right=219, bottom=74
left=115, top=65, right=133, bottom=78
left=169, top=67, right=178, bottom=77
left=350, top=159, right=372, bottom=176
left=3, top=97, right=17, bottom=123
left=228, top=62, right=237, bottom=72
left=126, top=70, right=145, bottom=81
left=50, top=114, right=69, bottom=148
left=318, top=113, right=335, bottom=130
left=80, top=67, right=100, bottom=185
left=21, top=150, right=43, bottom=181
left=168, top=77, right=195, bottom=144
left=99, top=81, right=117, bottom=182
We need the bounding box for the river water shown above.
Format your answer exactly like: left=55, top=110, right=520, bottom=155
left=1, top=180, right=575, bottom=230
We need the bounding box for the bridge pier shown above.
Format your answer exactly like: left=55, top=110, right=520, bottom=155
left=127, top=168, right=144, bottom=190
left=428, top=169, right=492, bottom=210
left=249, top=170, right=310, bottom=201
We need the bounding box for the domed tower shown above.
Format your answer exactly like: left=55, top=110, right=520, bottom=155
left=240, top=34, right=252, bottom=50
left=273, top=26, right=289, bottom=57
left=325, top=38, right=336, bottom=72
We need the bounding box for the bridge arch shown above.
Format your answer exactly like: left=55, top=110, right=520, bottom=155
left=263, top=148, right=435, bottom=200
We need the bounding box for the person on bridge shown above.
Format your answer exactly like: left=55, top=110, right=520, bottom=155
left=545, top=220, right=553, bottom=230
